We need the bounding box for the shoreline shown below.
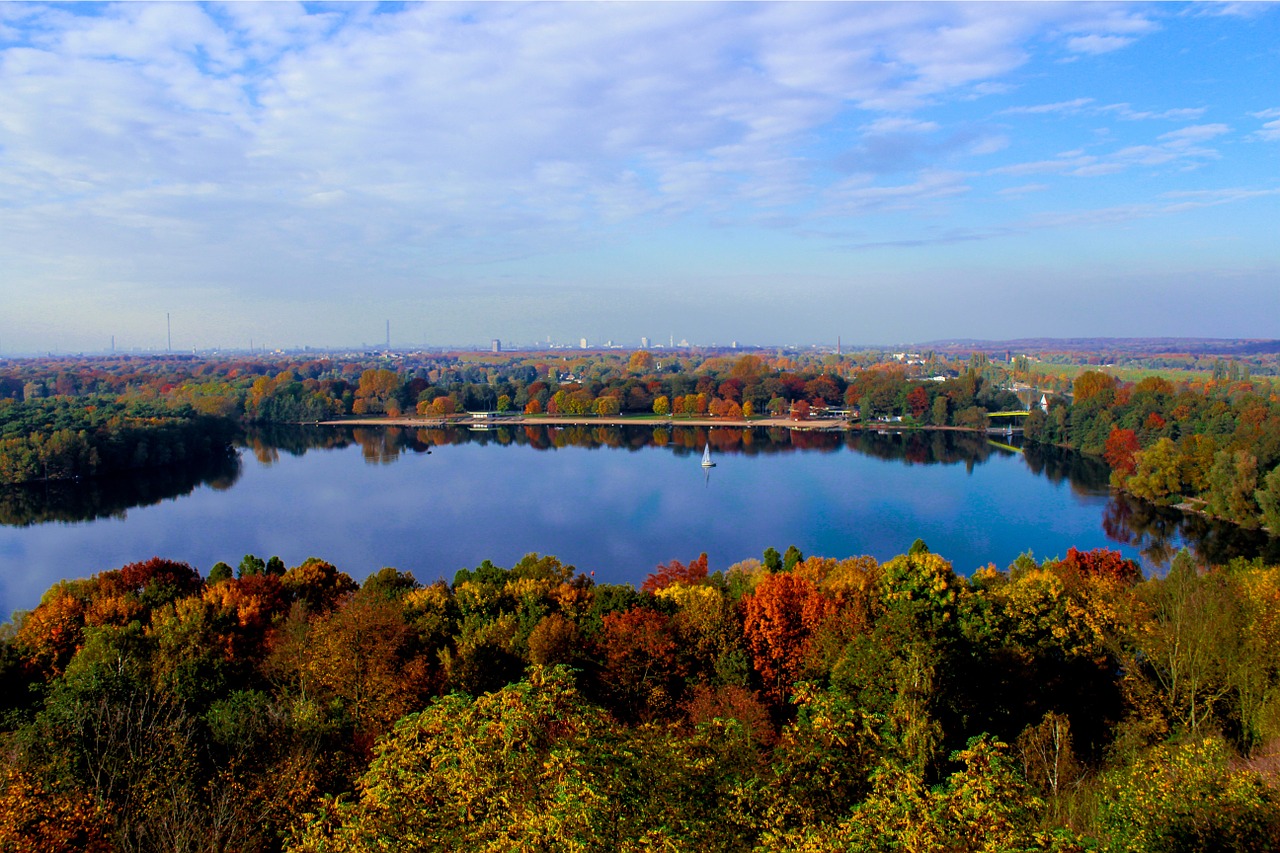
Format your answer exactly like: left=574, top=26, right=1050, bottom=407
left=317, top=414, right=922, bottom=431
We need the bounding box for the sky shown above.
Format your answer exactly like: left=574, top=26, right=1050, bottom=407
left=0, top=1, right=1277, bottom=353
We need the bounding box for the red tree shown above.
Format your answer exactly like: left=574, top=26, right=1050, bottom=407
left=641, top=553, right=709, bottom=593
left=906, top=386, right=930, bottom=419
left=1103, top=428, right=1141, bottom=478
left=742, top=573, right=836, bottom=702
left=1058, top=547, right=1142, bottom=587
left=596, top=607, right=682, bottom=720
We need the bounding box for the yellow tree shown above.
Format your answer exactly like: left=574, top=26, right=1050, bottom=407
left=0, top=766, right=111, bottom=853
left=353, top=368, right=400, bottom=416
left=628, top=350, right=655, bottom=372
left=279, top=592, right=426, bottom=739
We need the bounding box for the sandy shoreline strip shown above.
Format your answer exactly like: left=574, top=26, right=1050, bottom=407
left=318, top=414, right=857, bottom=430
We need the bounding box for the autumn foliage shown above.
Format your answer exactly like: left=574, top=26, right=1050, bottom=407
left=4, top=545, right=1280, bottom=851
left=742, top=572, right=836, bottom=701
left=640, top=552, right=709, bottom=592
left=1103, top=428, right=1141, bottom=479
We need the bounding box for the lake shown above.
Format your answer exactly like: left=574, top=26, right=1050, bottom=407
left=2, top=423, right=1276, bottom=620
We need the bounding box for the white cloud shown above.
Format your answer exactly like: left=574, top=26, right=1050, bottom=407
left=1054, top=6, right=1158, bottom=58
left=821, top=169, right=971, bottom=216
left=1001, top=98, right=1094, bottom=115
left=1002, top=100, right=1206, bottom=121
left=1253, top=120, right=1280, bottom=143
left=1102, top=103, right=1208, bottom=122
left=4, top=0, right=1110, bottom=258
left=1158, top=124, right=1230, bottom=145
left=1156, top=187, right=1280, bottom=214
left=992, top=123, right=1229, bottom=178
left=862, top=117, right=941, bottom=134
left=1250, top=108, right=1280, bottom=142
left=5, top=0, right=1276, bottom=349
left=1030, top=186, right=1280, bottom=229
left=1065, top=34, right=1136, bottom=55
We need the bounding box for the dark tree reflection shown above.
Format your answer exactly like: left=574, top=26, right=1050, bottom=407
left=1103, top=491, right=1280, bottom=570
left=0, top=451, right=242, bottom=527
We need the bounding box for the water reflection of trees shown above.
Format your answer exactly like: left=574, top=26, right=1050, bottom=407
left=0, top=451, right=242, bottom=527
left=1022, top=444, right=1112, bottom=496
left=14, top=422, right=1278, bottom=568
left=317, top=423, right=1280, bottom=569
left=245, top=424, right=358, bottom=464
left=325, top=423, right=1023, bottom=466
left=1103, top=491, right=1280, bottom=570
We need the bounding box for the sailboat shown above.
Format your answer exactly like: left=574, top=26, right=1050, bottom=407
left=701, top=442, right=716, bottom=468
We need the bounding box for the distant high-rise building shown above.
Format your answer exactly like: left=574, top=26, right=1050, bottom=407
left=641, top=336, right=650, bottom=348
left=580, top=338, right=589, bottom=349
left=731, top=341, right=739, bottom=349
left=492, top=339, right=501, bottom=353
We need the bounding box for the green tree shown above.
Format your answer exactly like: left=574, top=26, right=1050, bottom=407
left=931, top=394, right=949, bottom=426
left=1094, top=736, right=1280, bottom=853
left=1256, top=465, right=1280, bottom=532
left=1207, top=449, right=1259, bottom=525
left=290, top=666, right=759, bottom=852
left=1137, top=555, right=1237, bottom=736
left=782, top=544, right=804, bottom=571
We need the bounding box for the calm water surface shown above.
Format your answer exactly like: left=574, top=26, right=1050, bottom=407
left=1, top=424, right=1275, bottom=619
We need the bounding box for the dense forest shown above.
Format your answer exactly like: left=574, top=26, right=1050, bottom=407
left=0, top=397, right=239, bottom=486
left=2, top=544, right=1279, bottom=851
left=1025, top=370, right=1280, bottom=531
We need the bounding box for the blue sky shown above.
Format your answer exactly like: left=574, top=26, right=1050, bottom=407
left=0, top=2, right=1276, bottom=352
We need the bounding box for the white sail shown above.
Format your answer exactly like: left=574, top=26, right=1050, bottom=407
left=701, top=442, right=716, bottom=468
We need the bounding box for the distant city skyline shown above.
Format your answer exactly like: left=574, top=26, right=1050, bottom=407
left=1, top=2, right=1278, bottom=354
